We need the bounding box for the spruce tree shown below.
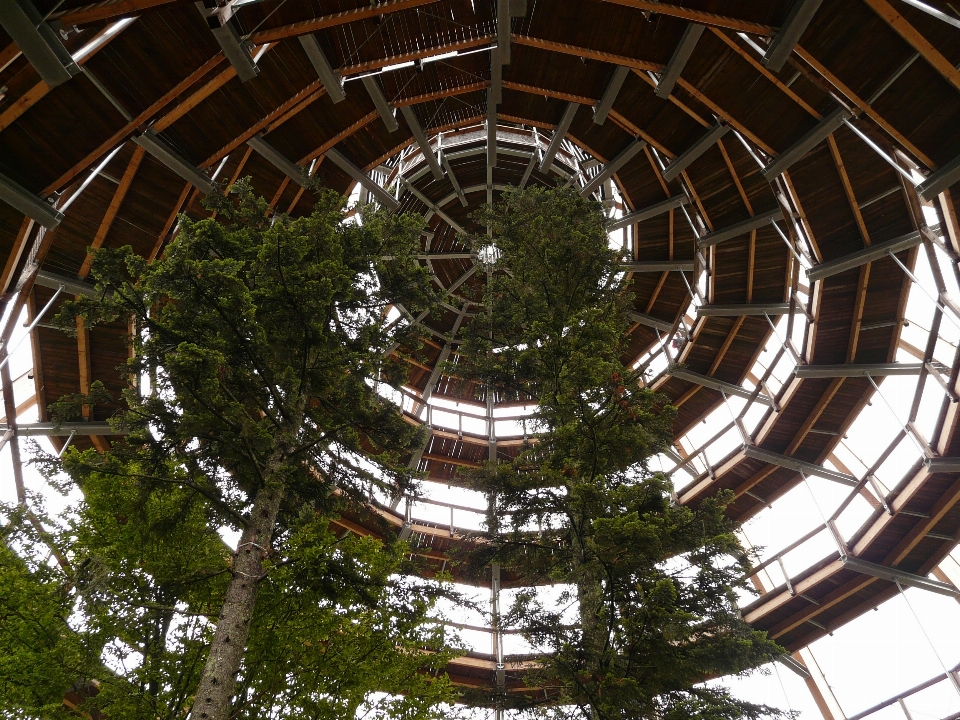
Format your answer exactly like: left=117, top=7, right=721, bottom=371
left=456, top=186, right=787, bottom=720
left=0, top=180, right=458, bottom=719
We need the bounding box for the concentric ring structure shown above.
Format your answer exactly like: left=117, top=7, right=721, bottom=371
left=2, top=0, right=960, bottom=716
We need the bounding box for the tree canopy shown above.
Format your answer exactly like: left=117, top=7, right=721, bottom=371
left=0, top=181, right=786, bottom=720
left=1, top=181, right=458, bottom=719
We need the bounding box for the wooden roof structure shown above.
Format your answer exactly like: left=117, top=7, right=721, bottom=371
left=2, top=0, right=960, bottom=708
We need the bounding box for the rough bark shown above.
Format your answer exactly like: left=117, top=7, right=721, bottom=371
left=189, top=480, right=284, bottom=719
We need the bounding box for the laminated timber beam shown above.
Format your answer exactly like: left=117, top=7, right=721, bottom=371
left=696, top=303, right=791, bottom=317
left=608, top=194, right=688, bottom=231
left=0, top=0, right=79, bottom=87
left=134, top=129, right=215, bottom=195
left=0, top=172, right=64, bottom=229
left=597, top=1, right=773, bottom=35
left=593, top=66, right=631, bottom=125
left=806, top=230, right=922, bottom=281
left=246, top=135, right=306, bottom=185
left=580, top=139, right=645, bottom=197
left=863, top=0, right=960, bottom=94
left=362, top=76, right=399, bottom=132
left=669, top=367, right=773, bottom=405
left=697, top=208, right=783, bottom=248
left=762, top=0, right=824, bottom=72
left=325, top=148, right=399, bottom=210
left=511, top=35, right=663, bottom=72
left=662, top=123, right=730, bottom=181
left=761, top=108, right=851, bottom=181
left=539, top=103, right=579, bottom=173
left=655, top=23, right=705, bottom=99
left=53, top=0, right=182, bottom=26
left=251, top=0, right=440, bottom=44
left=298, top=34, right=345, bottom=103
left=400, top=106, right=444, bottom=181
left=793, top=362, right=924, bottom=378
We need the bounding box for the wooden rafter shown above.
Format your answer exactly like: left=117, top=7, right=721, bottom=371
left=79, top=146, right=145, bottom=278
left=150, top=182, right=191, bottom=261
left=674, top=77, right=776, bottom=155
left=608, top=109, right=674, bottom=158
left=154, top=67, right=238, bottom=132
left=513, top=34, right=663, bottom=71
left=297, top=111, right=379, bottom=165
left=597, top=0, right=774, bottom=35
left=203, top=82, right=325, bottom=167
left=54, top=0, right=186, bottom=25
left=785, top=377, right=844, bottom=455
left=0, top=21, right=134, bottom=134
left=717, top=138, right=754, bottom=215
left=502, top=80, right=596, bottom=106
left=44, top=55, right=225, bottom=195
left=862, top=0, right=960, bottom=94
left=394, top=82, right=489, bottom=107
left=0, top=217, right=35, bottom=297
left=251, top=0, right=441, bottom=44
left=342, top=35, right=494, bottom=77
left=826, top=135, right=872, bottom=246
left=794, top=45, right=936, bottom=169
left=709, top=28, right=821, bottom=118
left=633, top=72, right=710, bottom=128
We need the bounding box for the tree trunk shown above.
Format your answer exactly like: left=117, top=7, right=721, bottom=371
left=189, top=481, right=284, bottom=720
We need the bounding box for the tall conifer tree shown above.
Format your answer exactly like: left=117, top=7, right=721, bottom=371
left=456, top=186, right=786, bottom=720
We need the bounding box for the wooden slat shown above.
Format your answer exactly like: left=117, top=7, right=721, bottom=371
left=512, top=35, right=663, bottom=72
left=79, top=146, right=145, bottom=278
left=252, top=0, right=440, bottom=44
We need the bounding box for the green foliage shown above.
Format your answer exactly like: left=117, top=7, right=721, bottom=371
left=1, top=181, right=460, bottom=719
left=456, top=186, right=787, bottom=720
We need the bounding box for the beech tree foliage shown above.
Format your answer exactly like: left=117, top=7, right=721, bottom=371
left=456, top=186, right=787, bottom=720
left=0, top=181, right=458, bottom=720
